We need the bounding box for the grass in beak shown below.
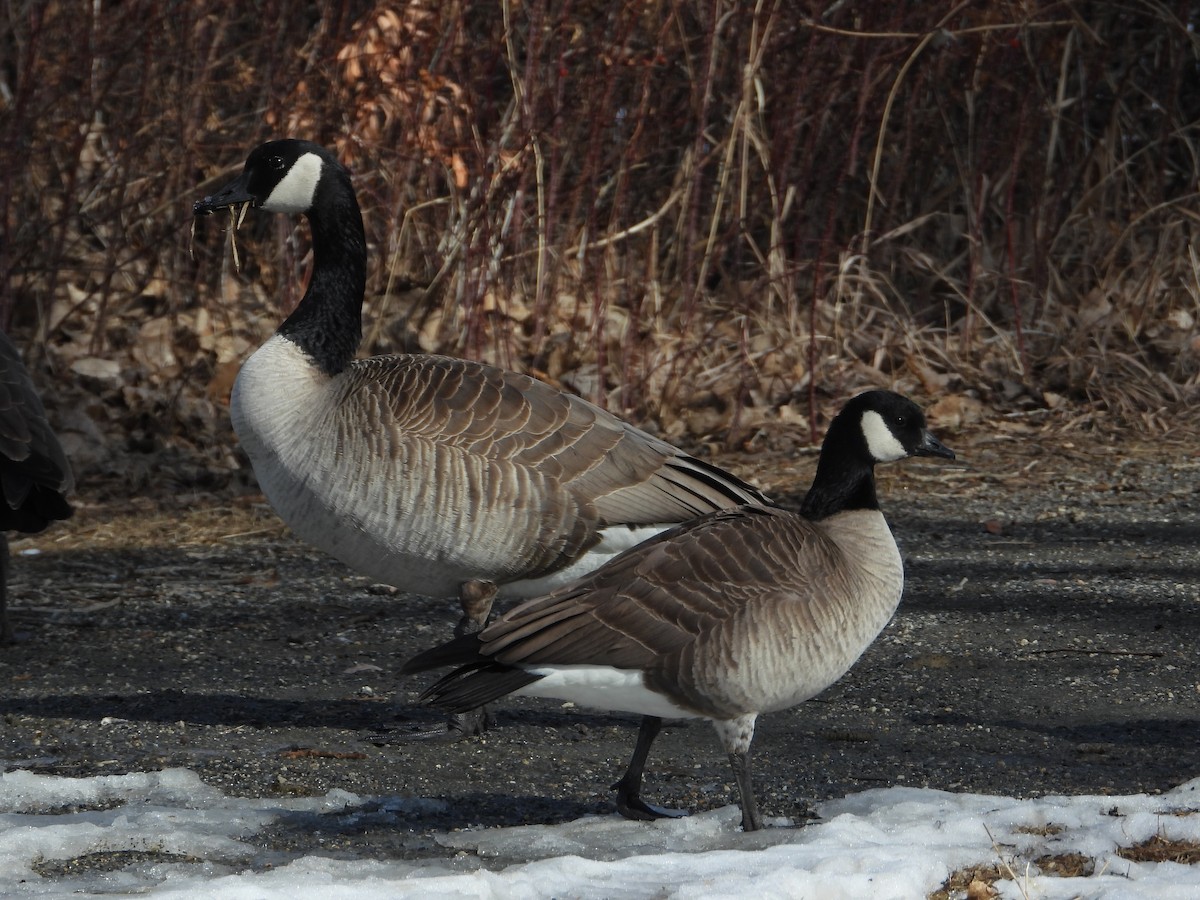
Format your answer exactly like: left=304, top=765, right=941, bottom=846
left=228, top=202, right=249, bottom=272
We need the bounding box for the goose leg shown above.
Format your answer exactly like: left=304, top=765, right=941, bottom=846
left=714, top=714, right=762, bottom=831
left=443, top=579, right=498, bottom=737
left=389, top=580, right=497, bottom=742
left=611, top=715, right=686, bottom=821
left=456, top=579, right=497, bottom=637
left=728, top=749, right=763, bottom=832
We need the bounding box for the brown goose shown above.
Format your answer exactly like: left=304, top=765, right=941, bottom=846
left=193, top=140, right=767, bottom=723
left=0, top=331, right=74, bottom=643
left=403, top=390, right=955, bottom=830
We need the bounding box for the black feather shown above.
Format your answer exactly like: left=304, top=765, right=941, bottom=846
left=418, top=662, right=543, bottom=714
left=400, top=632, right=486, bottom=675
left=403, top=633, right=546, bottom=714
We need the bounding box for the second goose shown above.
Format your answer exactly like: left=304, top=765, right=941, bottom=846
left=403, top=390, right=955, bottom=830
left=193, top=140, right=767, bottom=670
left=0, top=331, right=74, bottom=643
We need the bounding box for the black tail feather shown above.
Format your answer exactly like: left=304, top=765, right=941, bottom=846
left=402, top=633, right=544, bottom=714
left=401, top=632, right=486, bottom=675
left=419, top=663, right=543, bottom=714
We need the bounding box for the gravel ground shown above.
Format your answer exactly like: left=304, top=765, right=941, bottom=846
left=1, top=429, right=1198, bottom=864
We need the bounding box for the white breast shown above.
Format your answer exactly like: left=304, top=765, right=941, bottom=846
left=230, top=336, right=328, bottom=485
left=231, top=336, right=465, bottom=595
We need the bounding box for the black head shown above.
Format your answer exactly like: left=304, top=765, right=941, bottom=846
left=193, top=139, right=341, bottom=217
left=801, top=390, right=953, bottom=519
left=833, top=390, right=955, bottom=464
left=192, top=140, right=366, bottom=375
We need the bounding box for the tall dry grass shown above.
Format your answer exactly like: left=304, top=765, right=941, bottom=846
left=1, top=1, right=1197, bottom=481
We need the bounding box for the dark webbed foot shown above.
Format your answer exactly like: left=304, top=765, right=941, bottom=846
left=612, top=772, right=688, bottom=821
left=371, top=707, right=493, bottom=744
left=610, top=715, right=688, bottom=821
left=446, top=707, right=491, bottom=738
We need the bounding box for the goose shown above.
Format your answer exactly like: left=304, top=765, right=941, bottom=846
left=192, top=140, right=767, bottom=727
left=402, top=390, right=955, bottom=830
left=0, top=330, right=74, bottom=643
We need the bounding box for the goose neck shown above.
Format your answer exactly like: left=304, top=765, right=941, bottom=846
left=276, top=178, right=367, bottom=377
left=799, top=456, right=879, bottom=520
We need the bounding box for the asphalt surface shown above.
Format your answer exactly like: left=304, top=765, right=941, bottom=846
left=0, top=432, right=1197, bottom=863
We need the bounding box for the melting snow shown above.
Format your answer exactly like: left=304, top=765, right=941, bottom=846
left=1, top=767, right=1198, bottom=898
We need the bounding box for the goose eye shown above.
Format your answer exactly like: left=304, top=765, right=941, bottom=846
left=268, top=156, right=285, bottom=171
left=894, top=415, right=907, bottom=428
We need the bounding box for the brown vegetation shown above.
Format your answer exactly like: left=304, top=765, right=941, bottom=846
left=1117, top=832, right=1200, bottom=865
left=1, top=2, right=1197, bottom=488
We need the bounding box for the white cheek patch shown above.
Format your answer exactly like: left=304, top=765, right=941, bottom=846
left=861, top=410, right=907, bottom=462
left=262, top=152, right=323, bottom=213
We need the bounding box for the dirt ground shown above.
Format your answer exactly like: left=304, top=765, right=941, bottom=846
left=1, top=426, right=1198, bottom=863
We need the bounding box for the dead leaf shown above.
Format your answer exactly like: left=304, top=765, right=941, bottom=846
left=451, top=152, right=468, bottom=189
left=928, top=394, right=985, bottom=429
left=1078, top=288, right=1112, bottom=328
left=131, top=317, right=178, bottom=373
left=966, top=878, right=999, bottom=900
left=206, top=361, right=240, bottom=407
left=70, top=357, right=122, bottom=383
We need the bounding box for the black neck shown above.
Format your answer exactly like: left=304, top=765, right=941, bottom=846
left=799, top=417, right=880, bottom=520
left=276, top=167, right=366, bottom=376
left=799, top=459, right=878, bottom=520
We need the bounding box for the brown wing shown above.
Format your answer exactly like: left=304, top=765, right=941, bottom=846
left=337, top=354, right=767, bottom=578
left=351, top=354, right=763, bottom=516
left=478, top=505, right=841, bottom=671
